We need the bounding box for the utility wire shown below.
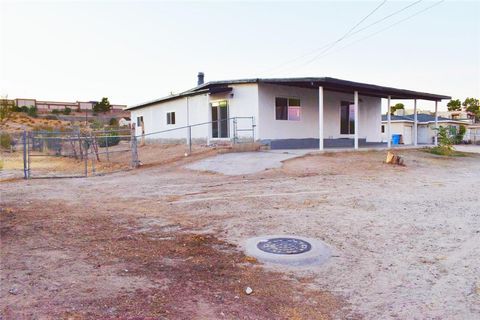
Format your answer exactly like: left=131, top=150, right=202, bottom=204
left=261, top=0, right=389, bottom=76
left=266, top=0, right=426, bottom=76
left=310, top=0, right=445, bottom=63
left=298, top=0, right=424, bottom=68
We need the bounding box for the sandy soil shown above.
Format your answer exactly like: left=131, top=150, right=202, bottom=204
left=1, top=149, right=479, bottom=319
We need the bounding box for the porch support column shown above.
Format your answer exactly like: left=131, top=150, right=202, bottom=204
left=434, top=101, right=438, bottom=146
left=387, top=96, right=391, bottom=149
left=318, top=86, right=324, bottom=150
left=354, top=91, right=359, bottom=150
left=206, top=94, right=211, bottom=145
left=413, top=99, right=418, bottom=146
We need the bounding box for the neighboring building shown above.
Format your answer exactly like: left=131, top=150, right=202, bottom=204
left=126, top=74, right=450, bottom=149
left=466, top=124, right=480, bottom=144
left=14, top=98, right=126, bottom=112
left=118, top=117, right=131, bottom=127
left=437, top=110, right=473, bottom=123
left=381, top=114, right=469, bottom=145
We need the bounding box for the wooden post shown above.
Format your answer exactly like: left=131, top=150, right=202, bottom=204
left=354, top=91, right=359, bottom=150
left=387, top=96, right=391, bottom=148
left=319, top=86, right=324, bottom=150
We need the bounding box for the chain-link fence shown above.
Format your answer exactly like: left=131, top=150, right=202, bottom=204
left=0, top=129, right=134, bottom=179
left=1, top=117, right=257, bottom=180
left=0, top=131, right=25, bottom=181
left=135, top=117, right=257, bottom=167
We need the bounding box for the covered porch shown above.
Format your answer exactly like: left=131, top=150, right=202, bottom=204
left=257, top=77, right=450, bottom=150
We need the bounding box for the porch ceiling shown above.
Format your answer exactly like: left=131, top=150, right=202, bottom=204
left=259, top=77, right=451, bottom=101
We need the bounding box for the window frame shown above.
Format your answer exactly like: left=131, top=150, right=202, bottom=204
left=275, top=97, right=302, bottom=121
left=340, top=101, right=355, bottom=135
left=166, top=111, right=176, bottom=125
left=136, top=116, right=143, bottom=127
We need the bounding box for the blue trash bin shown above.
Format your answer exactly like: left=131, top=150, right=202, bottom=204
left=391, top=134, right=401, bottom=145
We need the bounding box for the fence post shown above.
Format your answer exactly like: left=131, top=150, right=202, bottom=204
left=233, top=118, right=238, bottom=144
left=90, top=136, right=96, bottom=174
left=251, top=116, right=256, bottom=143
left=188, top=126, right=192, bottom=155
left=83, top=137, right=88, bottom=177
left=22, top=130, right=28, bottom=179
left=131, top=131, right=139, bottom=168
left=105, top=131, right=110, bottom=161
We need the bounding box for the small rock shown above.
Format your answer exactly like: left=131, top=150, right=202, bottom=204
left=245, top=287, right=253, bottom=295
left=9, top=287, right=19, bottom=295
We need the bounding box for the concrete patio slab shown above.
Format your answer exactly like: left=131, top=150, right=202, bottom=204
left=185, top=151, right=305, bottom=175
left=454, top=145, right=480, bottom=154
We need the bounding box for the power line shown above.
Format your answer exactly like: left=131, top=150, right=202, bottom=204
left=298, top=0, right=424, bottom=68
left=312, top=0, right=445, bottom=63
left=261, top=0, right=389, bottom=75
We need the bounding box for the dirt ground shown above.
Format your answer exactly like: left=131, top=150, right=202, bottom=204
left=1, top=149, right=479, bottom=319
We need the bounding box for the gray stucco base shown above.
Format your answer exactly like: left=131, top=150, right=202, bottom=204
left=245, top=235, right=331, bottom=266
left=262, top=138, right=385, bottom=149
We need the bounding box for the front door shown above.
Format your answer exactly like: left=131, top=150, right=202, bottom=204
left=211, top=100, right=229, bottom=138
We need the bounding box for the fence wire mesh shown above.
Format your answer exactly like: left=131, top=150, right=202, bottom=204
left=134, top=117, right=257, bottom=167
left=17, top=128, right=134, bottom=179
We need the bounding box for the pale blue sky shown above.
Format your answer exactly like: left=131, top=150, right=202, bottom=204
left=1, top=0, right=479, bottom=111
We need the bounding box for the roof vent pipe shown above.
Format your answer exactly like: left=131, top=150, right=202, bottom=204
left=197, top=72, right=204, bottom=86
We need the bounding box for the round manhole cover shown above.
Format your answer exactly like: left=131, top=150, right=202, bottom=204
left=256, top=237, right=312, bottom=255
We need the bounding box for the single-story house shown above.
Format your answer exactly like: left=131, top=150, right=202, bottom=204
left=381, top=114, right=469, bottom=145
left=126, top=74, right=450, bottom=149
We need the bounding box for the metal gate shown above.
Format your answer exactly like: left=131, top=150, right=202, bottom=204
left=23, top=129, right=136, bottom=179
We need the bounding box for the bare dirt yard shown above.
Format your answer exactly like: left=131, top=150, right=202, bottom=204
left=1, top=149, right=479, bottom=319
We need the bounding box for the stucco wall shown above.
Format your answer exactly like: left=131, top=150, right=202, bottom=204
left=258, top=83, right=382, bottom=142
left=381, top=121, right=464, bottom=145
left=130, top=84, right=259, bottom=142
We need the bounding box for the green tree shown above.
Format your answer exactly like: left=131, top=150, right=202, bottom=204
left=109, top=117, right=119, bottom=127
left=389, top=103, right=405, bottom=115
left=447, top=99, right=462, bottom=111
left=463, top=97, right=480, bottom=121
left=63, top=107, right=72, bottom=115
left=454, top=125, right=466, bottom=144
left=93, top=97, right=111, bottom=113
left=27, top=106, right=38, bottom=118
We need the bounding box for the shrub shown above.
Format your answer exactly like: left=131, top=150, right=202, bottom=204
left=428, top=126, right=466, bottom=156
left=51, top=109, right=61, bottom=114
left=0, top=132, right=12, bottom=150
left=109, top=118, right=119, bottom=126
left=27, top=106, right=38, bottom=118
left=90, top=119, right=103, bottom=129
left=454, top=125, right=466, bottom=144
left=63, top=107, right=72, bottom=115
left=97, top=130, right=120, bottom=147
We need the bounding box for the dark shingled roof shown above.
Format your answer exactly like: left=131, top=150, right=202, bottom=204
left=126, top=77, right=451, bottom=110
left=382, top=114, right=467, bottom=123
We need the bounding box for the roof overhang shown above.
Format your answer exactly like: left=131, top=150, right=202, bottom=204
left=126, top=77, right=451, bottom=111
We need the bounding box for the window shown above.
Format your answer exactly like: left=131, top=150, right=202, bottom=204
left=340, top=101, right=355, bottom=134
left=381, top=125, right=385, bottom=133
left=167, top=112, right=175, bottom=125
left=137, top=116, right=143, bottom=127
left=275, top=97, right=301, bottom=121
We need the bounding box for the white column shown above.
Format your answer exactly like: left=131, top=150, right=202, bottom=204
left=387, top=96, right=391, bottom=148
left=318, top=86, right=324, bottom=150
left=354, top=91, right=359, bottom=150
left=206, top=94, right=211, bottom=145
left=413, top=99, right=418, bottom=146
left=434, top=101, right=438, bottom=146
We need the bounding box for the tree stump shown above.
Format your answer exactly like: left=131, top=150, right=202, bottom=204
left=385, top=151, right=404, bottom=166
